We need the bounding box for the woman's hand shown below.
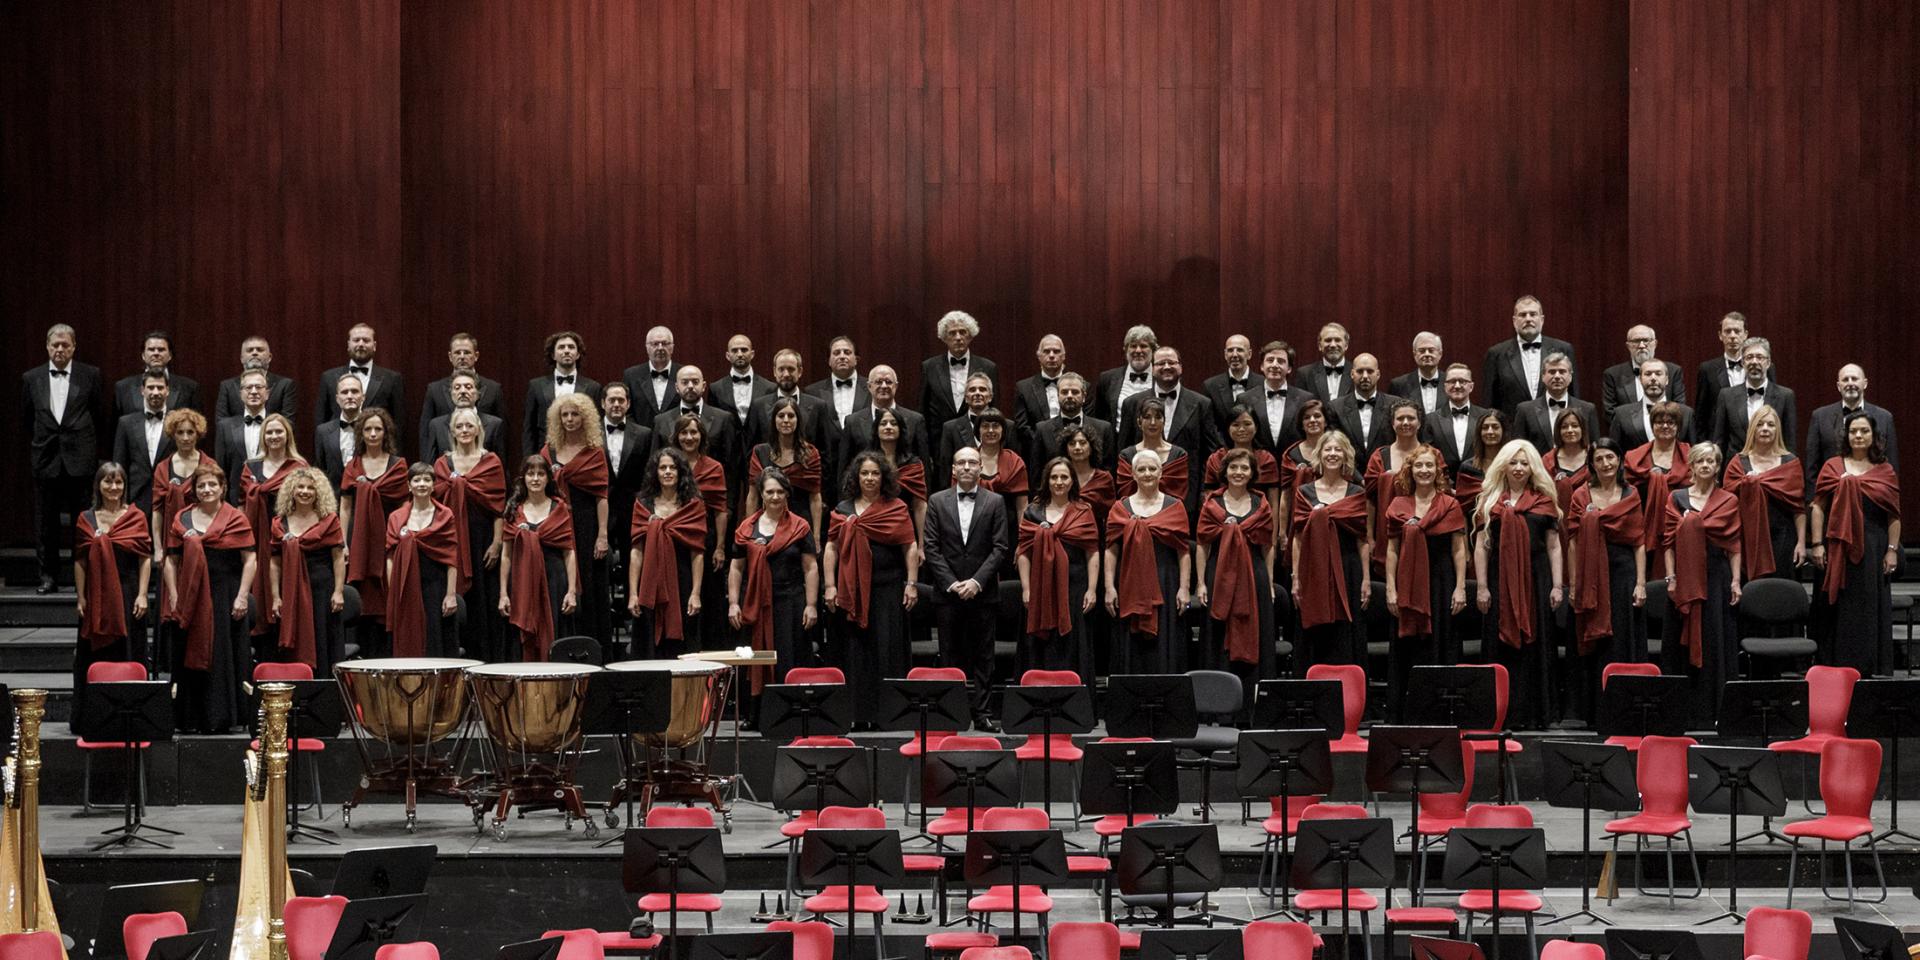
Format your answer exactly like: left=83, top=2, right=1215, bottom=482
left=1105, top=591, right=1119, bottom=616
left=1359, top=579, right=1371, bottom=608
left=1792, top=542, right=1807, bottom=567
left=1549, top=584, right=1565, bottom=608
left=711, top=549, right=726, bottom=573
left=231, top=596, right=249, bottom=620
left=1384, top=590, right=1398, bottom=618
left=686, top=594, right=701, bottom=618
left=629, top=597, right=645, bottom=619
left=442, top=594, right=459, bottom=617
left=728, top=603, right=744, bottom=629
left=133, top=594, right=149, bottom=619
left=802, top=604, right=818, bottom=630
left=1192, top=585, right=1208, bottom=608
left=561, top=591, right=577, bottom=614
left=1082, top=589, right=1097, bottom=613
left=330, top=591, right=344, bottom=613
left=822, top=585, right=838, bottom=611
left=499, top=596, right=512, bottom=617
left=75, top=596, right=87, bottom=618
left=484, top=542, right=502, bottom=568
left=1631, top=583, right=1646, bottom=607
left=1885, top=546, right=1899, bottom=575
left=594, top=534, right=610, bottom=560
left=1020, top=584, right=1030, bottom=605
left=903, top=583, right=920, bottom=612
left=1476, top=585, right=1492, bottom=613
left=1450, top=589, right=1466, bottom=615
left=1729, top=579, right=1743, bottom=605
left=1176, top=586, right=1191, bottom=611
left=1809, top=544, right=1827, bottom=569
left=270, top=598, right=281, bottom=620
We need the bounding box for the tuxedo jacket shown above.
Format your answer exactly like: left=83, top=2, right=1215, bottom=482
left=1201, top=370, right=1259, bottom=428
left=1011, top=373, right=1062, bottom=437
left=22, top=361, right=103, bottom=478
left=1420, top=404, right=1492, bottom=469
left=1608, top=400, right=1696, bottom=450
left=1481, top=336, right=1576, bottom=416
left=1694, top=356, right=1769, bottom=419
left=937, top=415, right=987, bottom=489
left=111, top=410, right=175, bottom=511
left=621, top=363, right=682, bottom=427
left=922, top=487, right=1012, bottom=597
left=1514, top=395, right=1599, bottom=453
left=417, top=374, right=506, bottom=451
left=115, top=371, right=200, bottom=420
left=216, top=371, right=299, bottom=422
left=920, top=352, right=999, bottom=429
left=836, top=405, right=932, bottom=481
left=1118, top=387, right=1224, bottom=461
left=1600, top=360, right=1684, bottom=426
left=1327, top=392, right=1403, bottom=461
left=318, top=363, right=406, bottom=427
left=1028, top=414, right=1119, bottom=483
left=804, top=375, right=872, bottom=479
left=312, top=418, right=353, bottom=490
left=212, top=415, right=261, bottom=503
left=1387, top=371, right=1446, bottom=415
left=651, top=402, right=743, bottom=478
left=422, top=412, right=507, bottom=463
left=746, top=391, right=833, bottom=459
left=707, top=372, right=778, bottom=425
left=1093, top=365, right=1153, bottom=423
left=523, top=373, right=605, bottom=457
left=1247, top=385, right=1306, bottom=455
left=1292, top=360, right=1354, bottom=404
left=603, top=419, right=657, bottom=552
left=1804, top=401, right=1899, bottom=484
left=1707, top=382, right=1797, bottom=455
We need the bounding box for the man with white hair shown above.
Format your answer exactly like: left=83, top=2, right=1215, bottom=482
left=621, top=325, right=681, bottom=426
left=1388, top=331, right=1447, bottom=415
left=921, top=310, right=998, bottom=428
left=1293, top=322, right=1356, bottom=403
left=1600, top=325, right=1684, bottom=425
left=23, top=323, right=102, bottom=592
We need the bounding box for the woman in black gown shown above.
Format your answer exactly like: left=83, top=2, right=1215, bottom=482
left=165, top=462, right=257, bottom=733
left=822, top=453, right=920, bottom=720
left=1195, top=448, right=1279, bottom=701
left=1016, top=457, right=1101, bottom=680
left=74, top=463, right=152, bottom=718
left=498, top=456, right=578, bottom=661
left=628, top=448, right=708, bottom=660
left=729, top=469, right=820, bottom=707
left=1472, top=439, right=1564, bottom=730
left=1383, top=445, right=1468, bottom=719
left=1810, top=414, right=1902, bottom=676
left=1661, top=442, right=1743, bottom=718
left=269, top=466, right=346, bottom=676
left=1566, top=439, right=1646, bottom=721
left=542, top=394, right=612, bottom=644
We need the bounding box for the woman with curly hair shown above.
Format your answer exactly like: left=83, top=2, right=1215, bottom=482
left=498, top=455, right=578, bottom=660
left=1017, top=457, right=1099, bottom=678
left=269, top=466, right=346, bottom=675
left=823, top=452, right=920, bottom=715
left=629, top=448, right=708, bottom=659
left=542, top=393, right=612, bottom=642
left=164, top=461, right=256, bottom=733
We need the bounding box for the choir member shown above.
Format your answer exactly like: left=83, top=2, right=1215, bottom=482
left=1723, top=405, right=1807, bottom=581
left=1195, top=448, right=1279, bottom=700
left=1624, top=402, right=1691, bottom=578
left=25, top=324, right=103, bottom=594
left=871, top=407, right=930, bottom=535
left=1659, top=442, right=1743, bottom=717
left=1364, top=401, right=1426, bottom=568
left=214, top=335, right=298, bottom=421
left=1281, top=399, right=1334, bottom=489
left=164, top=462, right=255, bottom=733
left=523, top=331, right=604, bottom=456
left=74, top=463, right=152, bottom=718
left=921, top=310, right=998, bottom=432
left=112, top=331, right=198, bottom=419
left=1292, top=323, right=1353, bottom=404
left=1482, top=295, right=1577, bottom=416
left=935, top=374, right=998, bottom=487
left=1016, top=458, right=1100, bottom=679
left=1290, top=432, right=1371, bottom=666
left=925, top=448, right=1012, bottom=725
left=1201, top=334, right=1258, bottom=428
left=1810, top=414, right=1902, bottom=675
left=708, top=334, right=774, bottom=426
left=340, top=408, right=408, bottom=657
left=1543, top=410, right=1592, bottom=516
left=541, top=394, right=612, bottom=643
left=1061, top=426, right=1116, bottom=524
left=729, top=468, right=820, bottom=698
left=151, top=409, right=209, bottom=557
left=385, top=463, right=463, bottom=658
left=1567, top=439, right=1647, bottom=721
left=1472, top=440, right=1564, bottom=729
left=1453, top=410, right=1510, bottom=503
left=628, top=448, right=709, bottom=659
left=1206, top=405, right=1284, bottom=519
left=1804, top=364, right=1898, bottom=486
left=1094, top=325, right=1159, bottom=422
left=1389, top=331, right=1447, bottom=416
left=744, top=396, right=825, bottom=541
left=1705, top=337, right=1796, bottom=455
left=975, top=409, right=1029, bottom=530
left=1013, top=334, right=1068, bottom=435
left=112, top=369, right=173, bottom=514
left=317, top=323, right=406, bottom=427
left=435, top=409, right=507, bottom=661
left=1383, top=446, right=1468, bottom=719
left=498, top=455, right=578, bottom=661
left=1105, top=449, right=1194, bottom=672
left=671, top=413, right=733, bottom=649
left=823, top=453, right=921, bottom=719
left=1117, top=398, right=1194, bottom=519
left=239, top=414, right=305, bottom=653
left=1117, top=346, right=1223, bottom=462
left=268, top=467, right=346, bottom=676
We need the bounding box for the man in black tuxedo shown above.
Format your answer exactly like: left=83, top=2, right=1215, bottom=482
left=1327, top=353, right=1400, bottom=460
left=1292, top=322, right=1354, bottom=403
left=1600, top=325, right=1684, bottom=426
left=417, top=332, right=506, bottom=455
left=213, top=369, right=274, bottom=501
left=1514, top=352, right=1599, bottom=452
left=836, top=365, right=932, bottom=480
left=215, top=335, right=298, bottom=421
left=22, top=324, right=102, bottom=592
left=922, top=447, right=1012, bottom=726
left=1804, top=363, right=1899, bottom=483
left=1387, top=331, right=1447, bottom=416
left=1012, top=334, right=1068, bottom=438
left=317, top=323, right=405, bottom=426
left=803, top=335, right=869, bottom=462
left=1420, top=364, right=1489, bottom=469
left=1118, top=346, right=1223, bottom=459
left=112, top=370, right=174, bottom=513
left=747, top=349, right=833, bottom=456
left=421, top=369, right=507, bottom=462
left=1694, top=311, right=1765, bottom=416
left=523, top=330, right=603, bottom=456
left=1249, top=340, right=1303, bottom=456
left=1482, top=295, right=1577, bottom=416
left=1609, top=358, right=1695, bottom=448
left=708, top=334, right=777, bottom=427
left=600, top=382, right=655, bottom=612
left=621, top=325, right=681, bottom=428
left=1028, top=372, right=1118, bottom=480
left=1092, top=324, right=1158, bottom=423
left=937, top=373, right=998, bottom=487
left=312, top=373, right=364, bottom=490
left=1201, top=334, right=1258, bottom=429
left=651, top=365, right=742, bottom=478
left=920, top=310, right=998, bottom=430
left=112, top=331, right=199, bottom=420
left=1706, top=337, right=1797, bottom=454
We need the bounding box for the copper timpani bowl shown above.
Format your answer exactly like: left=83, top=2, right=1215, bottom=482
left=334, top=657, right=479, bottom=745
left=466, top=662, right=600, bottom=756
left=605, top=659, right=728, bottom=749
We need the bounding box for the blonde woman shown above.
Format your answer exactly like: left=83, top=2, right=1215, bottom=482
left=1290, top=431, right=1371, bottom=666
left=240, top=413, right=306, bottom=643
left=1723, top=405, right=1805, bottom=580
left=1472, top=439, right=1564, bottom=728
left=1660, top=442, right=1742, bottom=715
left=269, top=466, right=346, bottom=674
left=541, top=393, right=612, bottom=642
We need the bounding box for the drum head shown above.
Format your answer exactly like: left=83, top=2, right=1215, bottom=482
left=607, top=659, right=727, bottom=677
left=336, top=658, right=480, bottom=673
left=468, top=662, right=601, bottom=679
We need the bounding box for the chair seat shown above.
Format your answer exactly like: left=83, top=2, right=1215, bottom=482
left=805, top=886, right=889, bottom=914
left=1066, top=855, right=1110, bottom=874
left=1329, top=733, right=1369, bottom=754
left=1416, top=814, right=1469, bottom=837
left=1771, top=735, right=1836, bottom=755
left=1092, top=814, right=1156, bottom=836
left=77, top=739, right=151, bottom=749
left=1604, top=813, right=1693, bottom=837
left=1263, top=814, right=1312, bottom=837
left=968, top=886, right=1053, bottom=913
left=900, top=732, right=958, bottom=758
left=1117, top=932, right=1142, bottom=951
left=1742, top=636, right=1818, bottom=658
left=1466, top=736, right=1524, bottom=754
left=251, top=738, right=327, bottom=752
left=1384, top=906, right=1459, bottom=925
left=1457, top=889, right=1542, bottom=913
left=638, top=893, right=721, bottom=913
left=1294, top=889, right=1379, bottom=911
left=1604, top=735, right=1644, bottom=752
left=593, top=931, right=662, bottom=951
left=1782, top=815, right=1874, bottom=842
left=903, top=854, right=947, bottom=873
left=780, top=812, right=819, bottom=838
left=925, top=932, right=999, bottom=952
left=1172, top=726, right=1238, bottom=753
left=1014, top=737, right=1083, bottom=762
left=929, top=811, right=990, bottom=836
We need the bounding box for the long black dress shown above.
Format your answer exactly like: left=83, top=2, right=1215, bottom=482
left=563, top=485, right=611, bottom=644
left=297, top=537, right=346, bottom=676
left=634, top=495, right=700, bottom=660
left=734, top=525, right=818, bottom=679
left=1661, top=489, right=1740, bottom=720
left=1297, top=482, right=1367, bottom=667
left=74, top=510, right=147, bottom=719
left=1199, top=496, right=1276, bottom=686
left=1483, top=508, right=1559, bottom=730
left=828, top=501, right=909, bottom=719
left=173, top=535, right=249, bottom=733
left=1821, top=497, right=1895, bottom=676
left=1022, top=503, right=1094, bottom=681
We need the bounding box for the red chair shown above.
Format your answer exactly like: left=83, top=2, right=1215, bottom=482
left=1088, top=737, right=1160, bottom=856
left=124, top=910, right=188, bottom=960
left=1602, top=735, right=1703, bottom=904
left=373, top=945, right=441, bottom=960
left=1255, top=792, right=1324, bottom=903
left=1541, top=943, right=1605, bottom=960
left=1291, top=803, right=1379, bottom=947
left=803, top=807, right=891, bottom=960
left=1241, top=920, right=1318, bottom=959
left=1012, top=670, right=1085, bottom=821
left=1048, top=921, right=1120, bottom=960
left=1406, top=740, right=1477, bottom=906
left=901, top=666, right=969, bottom=824
left=780, top=735, right=858, bottom=900
left=1783, top=737, right=1887, bottom=909
left=78, top=660, right=152, bottom=812
left=926, top=735, right=1008, bottom=847
left=785, top=666, right=845, bottom=684
left=1463, top=663, right=1523, bottom=799
left=1305, top=665, right=1368, bottom=754
left=285, top=894, right=349, bottom=960
left=958, top=949, right=1031, bottom=960
left=0, top=932, right=63, bottom=960
left=1454, top=805, right=1540, bottom=958
left=540, top=929, right=608, bottom=960
left=1598, top=663, right=1661, bottom=751
left=968, top=808, right=1056, bottom=948
left=250, top=661, right=329, bottom=816
left=1772, top=665, right=1859, bottom=813
left=767, top=920, right=835, bottom=960
left=1744, top=906, right=1811, bottom=960
left=637, top=807, right=723, bottom=931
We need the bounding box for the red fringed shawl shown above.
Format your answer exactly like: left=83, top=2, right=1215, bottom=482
left=1197, top=495, right=1276, bottom=662
left=1384, top=493, right=1466, bottom=639
left=1016, top=501, right=1099, bottom=637
left=77, top=507, right=150, bottom=648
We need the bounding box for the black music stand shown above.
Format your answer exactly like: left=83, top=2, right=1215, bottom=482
left=1685, top=745, right=1785, bottom=924
left=675, top=932, right=796, bottom=960
left=75, top=680, right=178, bottom=850
left=798, top=828, right=905, bottom=958
left=1364, top=726, right=1464, bottom=850
left=1833, top=916, right=1912, bottom=960
left=1117, top=823, right=1224, bottom=929
left=922, top=750, right=1021, bottom=844
left=1596, top=675, right=1692, bottom=741
left=1136, top=928, right=1244, bottom=960
left=321, top=893, right=427, bottom=960
left=1235, top=731, right=1334, bottom=915
left=1846, top=677, right=1920, bottom=844
left=1000, top=684, right=1096, bottom=820
left=963, top=829, right=1068, bottom=946
left=1106, top=675, right=1200, bottom=740
left=1405, top=666, right=1511, bottom=803
left=497, top=937, right=565, bottom=960
left=875, top=677, right=970, bottom=830
left=772, top=746, right=875, bottom=816
left=1714, top=681, right=1806, bottom=848
left=1080, top=740, right=1181, bottom=841
left=263, top=679, right=349, bottom=844
left=623, top=827, right=729, bottom=957
left=1539, top=740, right=1637, bottom=925
left=1440, top=828, right=1547, bottom=960
left=760, top=683, right=855, bottom=741
left=145, top=931, right=217, bottom=960
left=1410, top=936, right=1485, bottom=960
left=328, top=843, right=437, bottom=899
left=1251, top=679, right=1345, bottom=737
left=94, top=879, right=205, bottom=959
left=1291, top=817, right=1394, bottom=960
left=582, top=669, right=672, bottom=843
left=1603, top=929, right=1704, bottom=960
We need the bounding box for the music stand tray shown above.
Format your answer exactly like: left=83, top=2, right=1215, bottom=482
left=876, top=677, right=972, bottom=828
left=1845, top=678, right=1920, bottom=844
left=1685, top=745, right=1786, bottom=924
left=1105, top=675, right=1200, bottom=740
left=1439, top=827, right=1547, bottom=960
left=1715, top=680, right=1809, bottom=743
left=672, top=932, right=796, bottom=960
left=94, top=880, right=206, bottom=960
left=963, top=828, right=1069, bottom=945
left=1116, top=823, right=1224, bottom=929
left=145, top=931, right=217, bottom=960
left=1596, top=675, right=1693, bottom=741
left=1000, top=684, right=1096, bottom=816
left=73, top=680, right=177, bottom=850
left=1251, top=679, right=1345, bottom=737
left=1833, top=916, right=1912, bottom=960
left=922, top=750, right=1022, bottom=841
left=1235, top=730, right=1334, bottom=913
left=583, top=670, right=673, bottom=837
left=1291, top=817, right=1395, bottom=960
left=1538, top=740, right=1637, bottom=925
left=327, top=843, right=438, bottom=900
left=496, top=937, right=565, bottom=960
left=1365, top=726, right=1464, bottom=857
left=1135, top=927, right=1245, bottom=960
left=321, top=893, right=428, bottom=960
left=1403, top=666, right=1497, bottom=730
left=771, top=746, right=874, bottom=815
left=1080, top=740, right=1181, bottom=824
left=622, top=827, right=729, bottom=955
left=758, top=683, right=854, bottom=741
left=798, top=828, right=906, bottom=951
left=1409, top=936, right=1485, bottom=960
left=1602, top=928, right=1705, bottom=960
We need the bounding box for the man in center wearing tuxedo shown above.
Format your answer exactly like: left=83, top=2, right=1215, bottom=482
left=418, top=332, right=505, bottom=456
left=1599, top=325, right=1683, bottom=427
left=1388, top=331, right=1448, bottom=416
left=1609, top=358, right=1696, bottom=449
left=921, top=310, right=998, bottom=431
left=1328, top=353, right=1400, bottom=461
left=1029, top=372, right=1118, bottom=478
left=1481, top=294, right=1576, bottom=416
left=1118, top=346, right=1223, bottom=459
left=421, top=368, right=507, bottom=462
left=924, top=447, right=1011, bottom=730
left=1293, top=322, right=1354, bottom=403
left=523, top=330, right=603, bottom=456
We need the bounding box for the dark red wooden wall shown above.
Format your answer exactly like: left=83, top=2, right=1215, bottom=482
left=5, top=0, right=1916, bottom=540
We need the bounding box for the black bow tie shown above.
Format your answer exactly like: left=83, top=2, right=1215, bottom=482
left=554, top=374, right=575, bottom=385
left=1267, top=388, right=1286, bottom=399
left=1324, top=365, right=1344, bottom=375
left=49, top=368, right=68, bottom=378
left=732, top=374, right=752, bottom=384
left=680, top=407, right=699, bottom=417
left=949, top=355, right=969, bottom=367
left=145, top=411, right=163, bottom=421
left=1421, top=378, right=1439, bottom=388
left=1521, top=341, right=1541, bottom=351
left=606, top=419, right=624, bottom=429
left=1451, top=407, right=1471, bottom=418
left=1061, top=416, right=1081, bottom=425
left=348, top=365, right=371, bottom=377
left=1355, top=397, right=1375, bottom=407
left=834, top=379, right=853, bottom=390
left=1747, top=387, right=1766, bottom=397
left=956, top=490, right=977, bottom=500
left=1042, top=376, right=1058, bottom=385
left=1229, top=377, right=1248, bottom=389
left=1129, top=372, right=1148, bottom=383
left=1549, top=399, right=1566, bottom=410
left=243, top=415, right=263, bottom=426
left=1158, top=392, right=1177, bottom=402
left=337, top=419, right=354, bottom=430
left=651, top=368, right=672, bottom=380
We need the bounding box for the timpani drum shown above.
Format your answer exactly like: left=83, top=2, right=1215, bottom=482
left=464, top=662, right=600, bottom=839
left=603, top=659, right=732, bottom=822
left=334, top=657, right=479, bottom=831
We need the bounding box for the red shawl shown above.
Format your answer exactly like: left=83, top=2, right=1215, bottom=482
left=1197, top=495, right=1276, bottom=663
left=1663, top=487, right=1742, bottom=667
left=631, top=497, right=709, bottom=644
left=543, top=445, right=611, bottom=500
left=1076, top=469, right=1116, bottom=522
left=751, top=444, right=822, bottom=495
left=1624, top=442, right=1689, bottom=576
left=152, top=455, right=202, bottom=550
left=1452, top=464, right=1485, bottom=503
left=343, top=456, right=410, bottom=625
left=1385, top=493, right=1466, bottom=639
left=77, top=507, right=151, bottom=648
left=1488, top=490, right=1560, bottom=649
left=1815, top=459, right=1902, bottom=602
left=685, top=454, right=727, bottom=513
left=1205, top=448, right=1282, bottom=492
left=241, top=460, right=306, bottom=636
left=434, top=452, right=507, bottom=577
left=271, top=513, right=343, bottom=666
left=1016, top=501, right=1099, bottom=637
left=734, top=509, right=813, bottom=685
left=1723, top=455, right=1805, bottom=579
left=1107, top=496, right=1192, bottom=636
left=1281, top=441, right=1319, bottom=489
left=385, top=502, right=464, bottom=657
left=894, top=458, right=929, bottom=503
left=1542, top=450, right=1591, bottom=516
left=1364, top=447, right=1417, bottom=566
left=505, top=499, right=577, bottom=660
left=1117, top=449, right=1190, bottom=503
left=167, top=503, right=254, bottom=671
left=826, top=497, right=916, bottom=629
left=980, top=450, right=1030, bottom=497
left=1290, top=483, right=1370, bottom=628
left=1568, top=485, right=1646, bottom=652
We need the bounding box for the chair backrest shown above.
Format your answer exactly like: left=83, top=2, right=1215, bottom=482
left=959, top=948, right=1033, bottom=960
left=1744, top=907, right=1812, bottom=960
left=982, top=807, right=1049, bottom=831
left=373, top=944, right=442, bottom=960
left=909, top=666, right=966, bottom=681
left=1636, top=736, right=1698, bottom=818
left=1599, top=662, right=1660, bottom=689
left=88, top=660, right=147, bottom=683
left=1464, top=803, right=1534, bottom=828
left=1419, top=741, right=1478, bottom=821
left=818, top=805, right=886, bottom=829
left=785, top=667, right=845, bottom=684
left=544, top=929, right=606, bottom=960
left=1049, top=922, right=1122, bottom=960
left=1738, top=576, right=1810, bottom=627
left=341, top=583, right=362, bottom=622
left=767, top=921, right=836, bottom=960
left=791, top=735, right=855, bottom=748
left=935, top=735, right=1003, bottom=752
left=1540, top=942, right=1605, bottom=960
left=1476, top=663, right=1510, bottom=732
left=1304, top=664, right=1365, bottom=738
left=1187, top=670, right=1243, bottom=720
left=1300, top=802, right=1368, bottom=822
left=549, top=635, right=603, bottom=666
left=1805, top=664, right=1860, bottom=738
left=1021, top=669, right=1080, bottom=687
left=1242, top=920, right=1317, bottom=959
left=124, top=911, right=189, bottom=960
left=254, top=662, right=315, bottom=682
left=0, top=931, right=63, bottom=960
left=284, top=895, right=349, bottom=960
left=1818, top=737, right=1883, bottom=822
left=646, top=806, right=715, bottom=828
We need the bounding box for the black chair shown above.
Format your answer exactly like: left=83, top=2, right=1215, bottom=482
left=340, top=585, right=363, bottom=658
left=550, top=635, right=604, bottom=666
left=1171, top=671, right=1242, bottom=823
left=1642, top=577, right=1670, bottom=659
left=1738, top=577, right=1817, bottom=678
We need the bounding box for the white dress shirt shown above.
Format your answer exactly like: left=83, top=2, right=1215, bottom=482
left=955, top=485, right=978, bottom=545
left=1155, top=388, right=1182, bottom=430
left=831, top=376, right=857, bottom=426
left=1263, top=385, right=1290, bottom=446
left=1744, top=382, right=1767, bottom=418
left=947, top=354, right=970, bottom=408
left=1116, top=367, right=1151, bottom=418
left=337, top=419, right=357, bottom=462
left=552, top=367, right=577, bottom=398
left=1042, top=376, right=1060, bottom=419
left=646, top=364, right=673, bottom=408
left=1322, top=365, right=1345, bottom=399
left=1416, top=374, right=1439, bottom=413
left=48, top=363, right=71, bottom=423
left=729, top=371, right=756, bottom=422
left=1354, top=391, right=1378, bottom=438
left=242, top=409, right=265, bottom=458
left=1448, top=405, right=1472, bottom=454
left=143, top=408, right=166, bottom=462
left=1519, top=337, right=1543, bottom=398
left=605, top=422, right=626, bottom=471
